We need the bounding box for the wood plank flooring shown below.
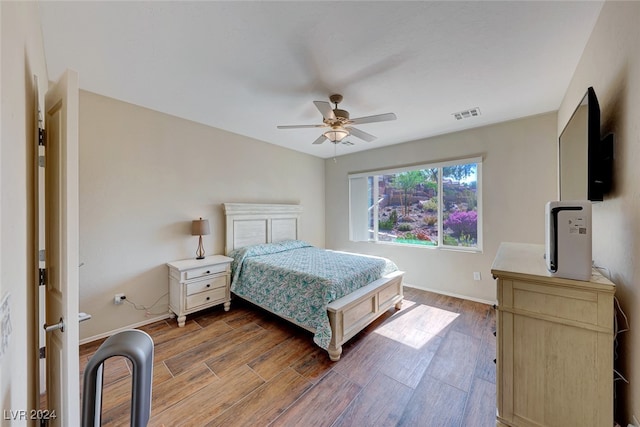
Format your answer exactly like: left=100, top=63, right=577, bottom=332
left=78, top=287, right=496, bottom=427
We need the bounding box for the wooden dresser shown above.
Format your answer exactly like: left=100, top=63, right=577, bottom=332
left=491, top=242, right=615, bottom=427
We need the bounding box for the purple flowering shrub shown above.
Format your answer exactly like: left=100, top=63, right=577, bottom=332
left=444, top=210, right=477, bottom=239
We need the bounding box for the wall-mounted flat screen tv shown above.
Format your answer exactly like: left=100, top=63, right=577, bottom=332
left=559, top=86, right=612, bottom=202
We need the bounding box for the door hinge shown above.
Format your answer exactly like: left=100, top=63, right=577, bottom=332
left=39, top=268, right=46, bottom=287
left=38, top=128, right=46, bottom=146
left=38, top=155, right=45, bottom=168
left=39, top=346, right=46, bottom=359
left=39, top=249, right=45, bottom=262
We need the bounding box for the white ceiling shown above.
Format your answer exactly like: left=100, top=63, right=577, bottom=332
left=38, top=1, right=603, bottom=159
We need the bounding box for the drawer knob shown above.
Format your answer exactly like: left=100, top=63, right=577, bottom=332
left=206, top=284, right=210, bottom=288
left=206, top=297, right=210, bottom=301
left=205, top=270, right=210, bottom=274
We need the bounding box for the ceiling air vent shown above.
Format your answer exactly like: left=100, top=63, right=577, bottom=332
left=452, top=107, right=481, bottom=120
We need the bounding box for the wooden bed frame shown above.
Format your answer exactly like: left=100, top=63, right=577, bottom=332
left=223, top=203, right=404, bottom=361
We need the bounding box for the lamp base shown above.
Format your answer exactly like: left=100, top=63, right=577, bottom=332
left=196, top=235, right=206, bottom=260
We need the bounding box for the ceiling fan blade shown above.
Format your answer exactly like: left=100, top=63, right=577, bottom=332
left=347, top=126, right=377, bottom=142
left=313, top=101, right=336, bottom=120
left=349, top=112, right=397, bottom=125
left=277, top=124, right=326, bottom=129
left=312, top=134, right=328, bottom=145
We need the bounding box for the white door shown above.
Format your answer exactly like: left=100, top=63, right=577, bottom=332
left=43, top=69, right=80, bottom=427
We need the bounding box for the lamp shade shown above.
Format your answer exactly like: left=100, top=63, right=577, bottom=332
left=191, top=218, right=210, bottom=236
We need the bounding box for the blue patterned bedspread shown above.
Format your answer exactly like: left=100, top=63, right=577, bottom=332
left=229, top=240, right=398, bottom=349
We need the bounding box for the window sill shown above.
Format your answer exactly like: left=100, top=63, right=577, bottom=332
left=361, top=240, right=483, bottom=254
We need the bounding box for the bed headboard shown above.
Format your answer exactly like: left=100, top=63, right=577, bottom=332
left=223, top=203, right=303, bottom=255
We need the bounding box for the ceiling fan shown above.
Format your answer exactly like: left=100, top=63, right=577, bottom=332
left=277, top=94, right=397, bottom=145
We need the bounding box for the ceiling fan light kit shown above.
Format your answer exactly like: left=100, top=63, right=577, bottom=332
left=277, top=94, right=397, bottom=147
left=324, top=129, right=349, bottom=143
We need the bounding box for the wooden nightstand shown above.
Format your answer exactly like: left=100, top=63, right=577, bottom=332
left=167, top=255, right=233, bottom=327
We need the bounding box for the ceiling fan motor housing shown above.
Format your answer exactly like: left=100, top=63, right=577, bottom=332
left=329, top=94, right=349, bottom=122
left=333, top=109, right=350, bottom=120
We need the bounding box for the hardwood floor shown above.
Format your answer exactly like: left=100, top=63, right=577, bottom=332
left=79, top=287, right=496, bottom=427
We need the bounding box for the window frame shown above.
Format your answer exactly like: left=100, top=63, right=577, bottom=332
left=348, top=156, right=483, bottom=252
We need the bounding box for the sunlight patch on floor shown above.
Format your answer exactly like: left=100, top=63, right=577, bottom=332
left=374, top=300, right=459, bottom=349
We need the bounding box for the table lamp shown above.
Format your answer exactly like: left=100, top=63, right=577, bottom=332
left=191, top=218, right=210, bottom=259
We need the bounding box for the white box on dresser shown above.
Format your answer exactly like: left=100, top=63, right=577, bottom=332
left=167, top=255, right=233, bottom=327
left=491, top=242, right=615, bottom=427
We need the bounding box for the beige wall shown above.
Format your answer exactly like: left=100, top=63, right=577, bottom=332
left=1, top=0, right=48, bottom=416
left=325, top=112, right=558, bottom=303
left=558, top=1, right=640, bottom=423
left=78, top=91, right=325, bottom=341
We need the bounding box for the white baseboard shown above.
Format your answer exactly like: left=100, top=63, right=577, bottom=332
left=403, top=283, right=496, bottom=306
left=79, top=313, right=172, bottom=345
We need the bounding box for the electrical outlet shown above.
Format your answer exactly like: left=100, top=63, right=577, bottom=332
left=114, top=293, right=125, bottom=305
left=473, top=272, right=481, bottom=281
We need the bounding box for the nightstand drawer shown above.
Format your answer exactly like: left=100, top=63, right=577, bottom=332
left=186, top=287, right=226, bottom=310
left=186, top=275, right=227, bottom=296
left=185, top=263, right=228, bottom=279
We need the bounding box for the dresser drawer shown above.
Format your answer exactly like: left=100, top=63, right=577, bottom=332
left=185, top=263, right=228, bottom=280
left=186, top=275, right=227, bottom=296
left=186, top=287, right=227, bottom=310
left=511, top=279, right=599, bottom=326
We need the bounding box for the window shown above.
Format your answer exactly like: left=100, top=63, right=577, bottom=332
left=349, top=157, right=482, bottom=251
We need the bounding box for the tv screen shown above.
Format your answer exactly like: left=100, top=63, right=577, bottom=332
left=559, top=87, right=607, bottom=202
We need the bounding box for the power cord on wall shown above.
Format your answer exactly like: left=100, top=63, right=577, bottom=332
left=123, top=292, right=169, bottom=317
left=613, top=295, right=630, bottom=385
left=594, top=265, right=630, bottom=387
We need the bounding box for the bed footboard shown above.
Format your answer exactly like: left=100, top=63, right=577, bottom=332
left=326, top=270, right=404, bottom=361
